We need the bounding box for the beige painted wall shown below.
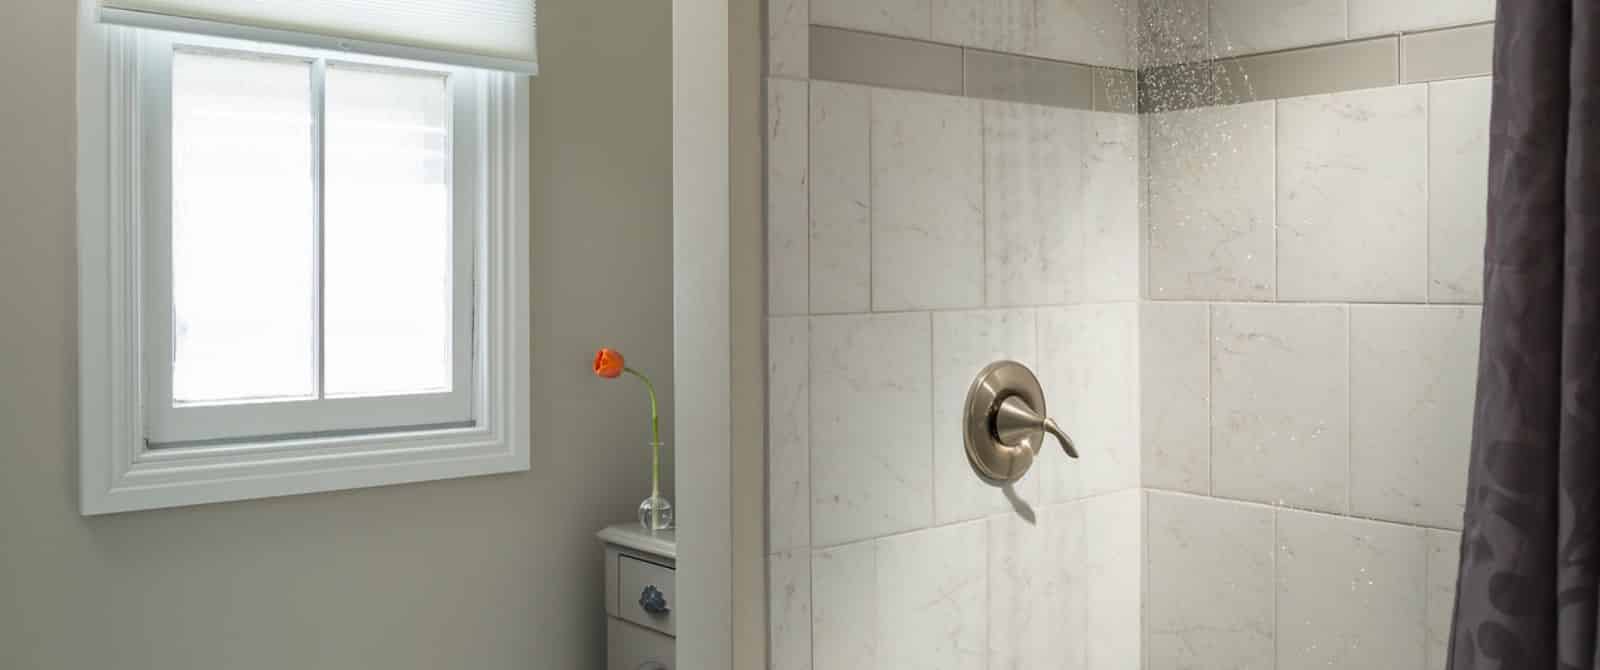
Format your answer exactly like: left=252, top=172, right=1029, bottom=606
left=0, top=0, right=673, bottom=667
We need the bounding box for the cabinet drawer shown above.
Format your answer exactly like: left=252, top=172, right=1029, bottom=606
left=607, top=618, right=673, bottom=670
left=617, top=555, right=675, bottom=636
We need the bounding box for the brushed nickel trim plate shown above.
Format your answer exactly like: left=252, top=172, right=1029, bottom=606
left=962, top=360, right=1078, bottom=487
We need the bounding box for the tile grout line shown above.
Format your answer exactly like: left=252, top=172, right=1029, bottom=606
left=927, top=309, right=936, bottom=527
left=808, top=489, right=1463, bottom=568
left=804, top=80, right=813, bottom=320
left=1272, top=505, right=1280, bottom=667
left=1345, top=305, right=1354, bottom=517
left=805, top=311, right=815, bottom=670
left=1206, top=304, right=1215, bottom=497
left=804, top=295, right=1481, bottom=321
left=1272, top=96, right=1284, bottom=302
left=979, top=99, right=988, bottom=309
left=1162, top=487, right=1468, bottom=531
left=1342, top=0, right=1351, bottom=42
left=1397, top=26, right=1407, bottom=84
left=866, top=86, right=875, bottom=313
left=1424, top=83, right=1434, bottom=305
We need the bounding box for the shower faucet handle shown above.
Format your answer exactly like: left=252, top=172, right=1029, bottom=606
left=962, top=361, right=1080, bottom=487
left=994, top=395, right=1079, bottom=459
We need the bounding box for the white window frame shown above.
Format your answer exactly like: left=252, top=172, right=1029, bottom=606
left=76, top=19, right=531, bottom=515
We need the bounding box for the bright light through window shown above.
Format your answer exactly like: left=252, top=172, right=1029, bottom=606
left=171, top=51, right=315, bottom=404
left=324, top=65, right=454, bottom=398
left=169, top=51, right=455, bottom=407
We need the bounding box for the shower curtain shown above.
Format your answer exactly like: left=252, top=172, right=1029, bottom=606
left=1448, top=2, right=1600, bottom=668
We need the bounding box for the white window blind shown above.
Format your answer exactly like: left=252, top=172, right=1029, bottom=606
left=100, top=0, right=538, bottom=73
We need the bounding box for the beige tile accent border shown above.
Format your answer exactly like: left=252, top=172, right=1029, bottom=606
left=1094, top=68, right=1140, bottom=114
left=806, top=22, right=1491, bottom=114
left=1140, top=23, right=1493, bottom=112
left=1402, top=23, right=1494, bottom=83
left=809, top=25, right=1136, bottom=113
left=963, top=48, right=1094, bottom=110
left=810, top=26, right=964, bottom=96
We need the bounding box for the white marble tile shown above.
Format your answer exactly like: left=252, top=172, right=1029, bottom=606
left=1350, top=305, right=1479, bottom=530
left=810, top=313, right=933, bottom=546
left=770, top=551, right=813, bottom=670
left=768, top=0, right=809, bottom=77
left=932, top=309, right=1040, bottom=524
left=769, top=317, right=810, bottom=552
left=1276, top=510, right=1427, bottom=670
left=1085, top=490, right=1143, bottom=670
left=983, top=101, right=1085, bottom=308
left=812, top=542, right=877, bottom=670
left=1209, top=0, right=1346, bottom=56
left=988, top=502, right=1088, bottom=670
left=1036, top=0, right=1137, bottom=69
left=769, top=78, right=809, bottom=317
left=1139, top=0, right=1209, bottom=67
left=1038, top=304, right=1139, bottom=500
left=1140, top=303, right=1210, bottom=495
left=877, top=522, right=988, bottom=670
left=1146, top=102, right=1276, bottom=301
left=1427, top=530, right=1462, bottom=670
left=1146, top=493, right=1274, bottom=670
left=931, top=0, right=1037, bottom=55
left=1278, top=85, right=1430, bottom=302
left=1211, top=304, right=1349, bottom=512
left=810, top=82, right=872, bottom=314
left=812, top=0, right=932, bottom=39
left=1429, top=77, right=1491, bottom=304
left=1081, top=111, right=1141, bottom=302
left=872, top=88, right=985, bottom=311
left=1349, top=0, right=1494, bottom=38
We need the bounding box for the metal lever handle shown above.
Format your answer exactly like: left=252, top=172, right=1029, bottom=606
left=994, top=396, right=1078, bottom=459
left=962, top=361, right=1081, bottom=487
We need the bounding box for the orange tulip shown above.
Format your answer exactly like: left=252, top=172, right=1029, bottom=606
left=593, top=348, right=625, bottom=378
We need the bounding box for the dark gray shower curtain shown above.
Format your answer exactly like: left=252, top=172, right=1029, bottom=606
left=1448, top=2, right=1600, bottom=668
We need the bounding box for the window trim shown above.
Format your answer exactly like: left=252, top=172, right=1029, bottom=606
left=141, top=36, right=477, bottom=445
left=77, top=21, right=531, bottom=515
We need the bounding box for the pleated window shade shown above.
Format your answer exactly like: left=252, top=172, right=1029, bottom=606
left=100, top=0, right=538, bottom=73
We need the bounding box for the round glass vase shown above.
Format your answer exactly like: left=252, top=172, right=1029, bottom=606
left=638, top=441, right=673, bottom=531
left=638, top=494, right=674, bottom=531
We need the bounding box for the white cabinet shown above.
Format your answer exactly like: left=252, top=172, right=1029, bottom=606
left=608, top=619, right=674, bottom=670
left=599, top=524, right=676, bottom=670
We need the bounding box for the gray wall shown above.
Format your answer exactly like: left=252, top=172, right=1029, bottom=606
left=0, top=0, right=672, bottom=667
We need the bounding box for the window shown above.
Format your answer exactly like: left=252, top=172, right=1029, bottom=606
left=78, top=18, right=530, bottom=514
left=148, top=40, right=474, bottom=444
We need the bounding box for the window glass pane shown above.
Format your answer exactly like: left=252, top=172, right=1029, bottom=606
left=171, top=50, right=315, bottom=404
left=323, top=65, right=454, bottom=397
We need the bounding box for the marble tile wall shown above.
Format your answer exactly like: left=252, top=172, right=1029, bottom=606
left=769, top=3, right=1491, bottom=669
left=806, top=0, right=1138, bottom=69
left=765, top=9, right=1144, bottom=662
left=1205, top=0, right=1492, bottom=58
left=1139, top=78, right=1488, bottom=670
left=775, top=0, right=1494, bottom=81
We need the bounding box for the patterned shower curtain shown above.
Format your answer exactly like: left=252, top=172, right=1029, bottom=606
left=1448, top=1, right=1600, bottom=668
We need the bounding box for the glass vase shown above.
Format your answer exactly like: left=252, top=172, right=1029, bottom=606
left=639, top=495, right=674, bottom=531
left=638, top=441, right=673, bottom=531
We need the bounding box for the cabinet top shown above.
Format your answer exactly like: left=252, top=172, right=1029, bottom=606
left=597, top=523, right=677, bottom=561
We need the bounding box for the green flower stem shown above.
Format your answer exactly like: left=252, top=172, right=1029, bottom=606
left=624, top=367, right=661, bottom=500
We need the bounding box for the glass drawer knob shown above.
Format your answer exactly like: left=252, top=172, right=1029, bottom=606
left=639, top=585, right=670, bottom=615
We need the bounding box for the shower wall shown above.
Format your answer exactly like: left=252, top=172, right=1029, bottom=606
left=766, top=3, right=1144, bottom=668
left=1139, top=3, right=1491, bottom=668
left=766, top=2, right=1494, bottom=669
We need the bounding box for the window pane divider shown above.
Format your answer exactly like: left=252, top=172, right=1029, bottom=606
left=311, top=58, right=328, bottom=402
